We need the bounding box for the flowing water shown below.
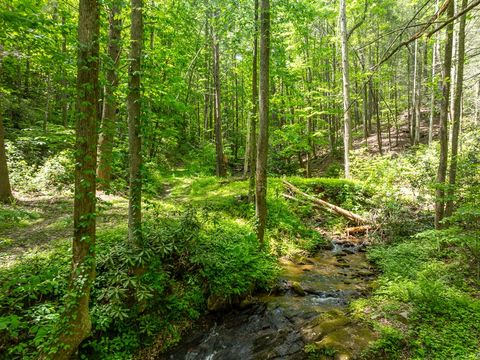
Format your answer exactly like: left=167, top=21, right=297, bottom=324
left=161, top=243, right=377, bottom=360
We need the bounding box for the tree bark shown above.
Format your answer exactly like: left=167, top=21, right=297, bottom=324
left=428, top=0, right=440, bottom=144
left=445, top=0, right=466, bottom=217
left=434, top=0, right=454, bottom=229
left=61, top=14, right=69, bottom=128
left=360, top=53, right=369, bottom=147
left=51, top=0, right=99, bottom=358
left=414, top=40, right=426, bottom=145
left=411, top=39, right=418, bottom=144
left=245, top=0, right=259, bottom=202
left=127, top=0, right=143, bottom=245
left=339, top=0, right=352, bottom=178
left=97, top=1, right=122, bottom=189
left=255, top=0, right=270, bottom=246
left=476, top=79, right=480, bottom=125
left=212, top=11, right=226, bottom=177
left=0, top=113, right=13, bottom=203
left=43, top=75, right=51, bottom=133
left=203, top=12, right=211, bottom=141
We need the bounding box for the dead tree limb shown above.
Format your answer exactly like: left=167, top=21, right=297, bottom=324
left=282, top=180, right=370, bottom=225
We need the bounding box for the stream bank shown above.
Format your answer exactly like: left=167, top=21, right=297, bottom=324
left=160, top=240, right=378, bottom=360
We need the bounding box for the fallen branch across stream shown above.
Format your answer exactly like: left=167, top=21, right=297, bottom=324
left=282, top=180, right=371, bottom=225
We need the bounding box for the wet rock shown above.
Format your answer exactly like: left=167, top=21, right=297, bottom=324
left=292, top=253, right=315, bottom=265
left=313, top=325, right=377, bottom=359
left=311, top=316, right=351, bottom=339
left=291, top=281, right=306, bottom=296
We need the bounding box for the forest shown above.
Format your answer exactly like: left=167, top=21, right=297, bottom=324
left=0, top=0, right=479, bottom=359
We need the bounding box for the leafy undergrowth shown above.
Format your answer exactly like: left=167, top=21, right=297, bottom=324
left=349, top=133, right=480, bottom=359
left=0, top=175, right=371, bottom=359
left=353, top=225, right=480, bottom=359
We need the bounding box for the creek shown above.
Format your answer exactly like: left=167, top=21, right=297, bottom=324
left=161, top=242, right=377, bottom=360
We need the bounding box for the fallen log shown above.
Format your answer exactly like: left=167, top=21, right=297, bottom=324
left=282, top=180, right=370, bottom=225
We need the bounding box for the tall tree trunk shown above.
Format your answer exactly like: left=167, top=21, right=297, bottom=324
left=434, top=0, right=454, bottom=229
left=52, top=0, right=99, bottom=358
left=212, top=12, right=226, bottom=177
left=0, top=113, right=13, bottom=203
left=245, top=0, right=259, bottom=202
left=407, top=50, right=412, bottom=136
left=411, top=40, right=418, bottom=144
left=428, top=0, right=440, bottom=144
left=255, top=0, right=270, bottom=246
left=339, top=0, right=351, bottom=178
left=61, top=14, right=69, bottom=128
left=234, top=59, right=239, bottom=161
left=97, top=1, right=122, bottom=189
left=373, top=86, right=383, bottom=155
left=445, top=0, right=466, bottom=217
left=43, top=75, right=51, bottom=133
left=450, top=1, right=458, bottom=122
left=393, top=66, right=400, bottom=146
left=414, top=40, right=425, bottom=145
left=127, top=0, right=143, bottom=245
left=203, top=13, right=211, bottom=141
left=475, top=79, right=480, bottom=125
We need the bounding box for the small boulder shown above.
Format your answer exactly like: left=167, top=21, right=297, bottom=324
left=291, top=281, right=306, bottom=296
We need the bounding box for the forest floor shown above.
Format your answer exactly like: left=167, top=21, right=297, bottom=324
left=309, top=114, right=439, bottom=177
left=353, top=111, right=438, bottom=154
left=0, top=193, right=127, bottom=269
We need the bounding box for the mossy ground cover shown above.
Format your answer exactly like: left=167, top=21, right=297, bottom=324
left=347, top=138, right=480, bottom=359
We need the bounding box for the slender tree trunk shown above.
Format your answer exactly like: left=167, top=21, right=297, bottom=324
left=255, top=0, right=270, bottom=246
left=373, top=86, right=383, bottom=155
left=43, top=75, right=51, bottom=133
left=411, top=39, right=418, bottom=144
left=435, top=0, right=454, bottom=229
left=445, top=0, right=466, bottom=217
left=414, top=40, right=425, bottom=145
left=127, top=0, right=143, bottom=245
left=245, top=0, right=259, bottom=202
left=97, top=1, right=122, bottom=189
left=61, top=15, right=69, bottom=128
left=203, top=13, right=211, bottom=141
left=475, top=79, right=480, bottom=125
left=0, top=113, right=13, bottom=203
left=339, top=0, right=351, bottom=178
left=234, top=60, right=239, bottom=161
left=428, top=0, right=440, bottom=144
left=362, top=82, right=369, bottom=147
left=407, top=51, right=412, bottom=135
left=393, top=67, right=400, bottom=146
left=51, top=0, right=99, bottom=358
left=212, top=12, right=226, bottom=177
left=450, top=1, right=458, bottom=122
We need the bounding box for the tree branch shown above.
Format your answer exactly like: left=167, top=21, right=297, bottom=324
left=347, top=0, right=368, bottom=40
